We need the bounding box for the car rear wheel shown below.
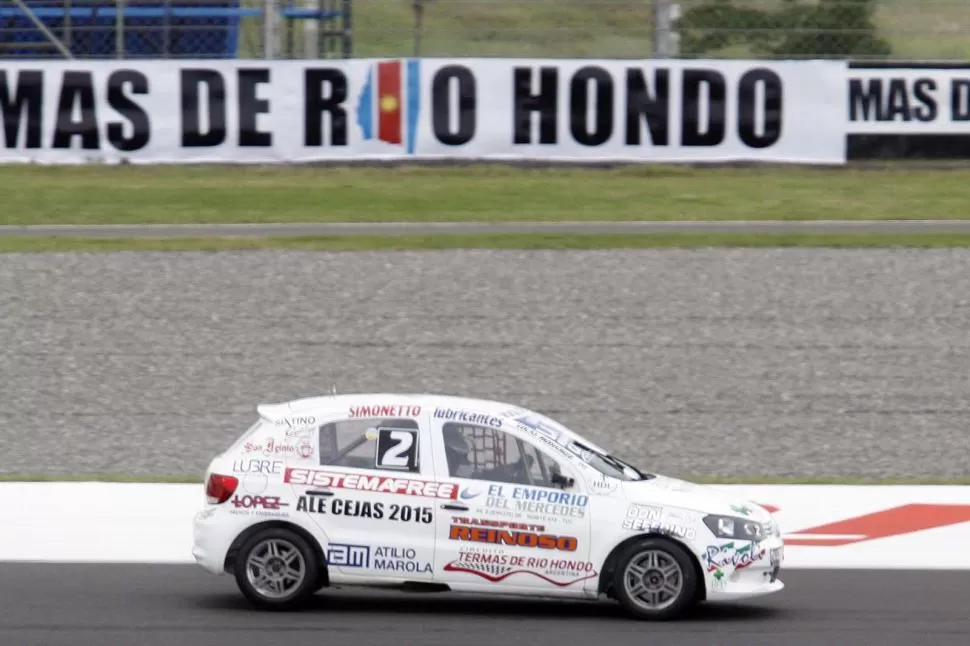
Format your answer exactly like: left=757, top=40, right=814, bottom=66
left=233, top=528, right=320, bottom=611
left=612, top=537, right=699, bottom=620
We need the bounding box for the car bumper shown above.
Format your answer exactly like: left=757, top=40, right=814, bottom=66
left=192, top=507, right=233, bottom=575
left=703, top=538, right=786, bottom=602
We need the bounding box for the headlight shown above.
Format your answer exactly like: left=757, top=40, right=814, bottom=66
left=703, top=514, right=771, bottom=540
left=767, top=517, right=781, bottom=537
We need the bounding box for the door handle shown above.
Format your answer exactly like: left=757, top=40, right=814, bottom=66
left=304, top=489, right=334, bottom=496
left=441, top=503, right=469, bottom=511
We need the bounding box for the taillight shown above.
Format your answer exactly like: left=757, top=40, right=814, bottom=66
left=205, top=473, right=239, bottom=504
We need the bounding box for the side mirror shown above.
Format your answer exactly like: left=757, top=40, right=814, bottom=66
left=551, top=469, right=574, bottom=489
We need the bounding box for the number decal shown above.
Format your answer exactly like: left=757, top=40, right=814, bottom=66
left=376, top=428, right=418, bottom=471
left=388, top=503, right=433, bottom=524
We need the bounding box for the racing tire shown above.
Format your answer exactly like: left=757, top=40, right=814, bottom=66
left=611, top=537, right=699, bottom=621
left=233, top=527, right=320, bottom=611
left=312, top=570, right=329, bottom=594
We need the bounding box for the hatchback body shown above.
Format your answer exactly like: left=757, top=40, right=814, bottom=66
left=193, top=393, right=784, bottom=620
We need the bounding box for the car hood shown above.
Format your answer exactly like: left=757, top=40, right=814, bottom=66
left=621, top=474, right=772, bottom=522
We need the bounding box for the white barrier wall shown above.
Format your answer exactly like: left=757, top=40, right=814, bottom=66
left=3, top=482, right=970, bottom=568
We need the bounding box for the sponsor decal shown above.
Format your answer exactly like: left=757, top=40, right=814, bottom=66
left=451, top=516, right=545, bottom=532
left=284, top=426, right=315, bottom=438
left=281, top=416, right=316, bottom=425
left=513, top=415, right=563, bottom=441
left=433, top=408, right=502, bottom=428
left=284, top=468, right=457, bottom=499
left=295, top=494, right=433, bottom=523
left=566, top=443, right=595, bottom=462
left=622, top=518, right=696, bottom=539
left=444, top=548, right=597, bottom=587
left=459, top=488, right=482, bottom=500
left=621, top=505, right=695, bottom=537
left=231, top=494, right=288, bottom=510
left=626, top=503, right=663, bottom=521
left=704, top=541, right=767, bottom=580
left=326, top=543, right=432, bottom=574
left=326, top=543, right=371, bottom=568
left=228, top=494, right=290, bottom=518
left=448, top=517, right=578, bottom=552
left=483, top=495, right=587, bottom=520
left=232, top=459, right=284, bottom=475
left=533, top=434, right=587, bottom=465
left=731, top=504, right=753, bottom=517
left=243, top=438, right=313, bottom=459
left=273, top=415, right=317, bottom=437
left=588, top=476, right=619, bottom=495
left=489, top=484, right=588, bottom=507
left=477, top=483, right=588, bottom=521
left=349, top=404, right=422, bottom=418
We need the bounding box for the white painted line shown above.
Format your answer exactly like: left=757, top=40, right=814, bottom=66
left=783, top=534, right=868, bottom=541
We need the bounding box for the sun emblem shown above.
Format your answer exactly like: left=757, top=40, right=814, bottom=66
left=380, top=94, right=399, bottom=112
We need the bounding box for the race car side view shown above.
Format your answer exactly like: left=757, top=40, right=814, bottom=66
left=192, top=393, right=784, bottom=620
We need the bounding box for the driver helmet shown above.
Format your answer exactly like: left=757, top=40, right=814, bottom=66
left=443, top=427, right=473, bottom=466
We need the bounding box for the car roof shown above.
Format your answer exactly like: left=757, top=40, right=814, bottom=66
left=257, top=393, right=523, bottom=421
left=255, top=393, right=609, bottom=453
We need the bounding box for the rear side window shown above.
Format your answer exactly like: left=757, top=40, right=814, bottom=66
left=319, top=417, right=420, bottom=472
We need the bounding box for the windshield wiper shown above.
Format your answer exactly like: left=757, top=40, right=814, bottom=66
left=573, top=441, right=650, bottom=480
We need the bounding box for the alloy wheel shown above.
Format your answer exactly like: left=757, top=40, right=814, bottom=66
left=621, top=548, right=684, bottom=611
left=244, top=537, right=307, bottom=599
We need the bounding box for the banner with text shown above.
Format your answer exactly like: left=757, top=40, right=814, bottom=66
left=0, top=58, right=848, bottom=165
left=846, top=63, right=970, bottom=159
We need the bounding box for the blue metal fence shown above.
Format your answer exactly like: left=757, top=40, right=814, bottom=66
left=0, top=1, right=351, bottom=58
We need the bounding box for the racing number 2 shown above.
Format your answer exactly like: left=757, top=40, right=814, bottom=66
left=376, top=428, right=418, bottom=471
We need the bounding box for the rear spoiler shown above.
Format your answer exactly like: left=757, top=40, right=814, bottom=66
left=256, top=403, right=292, bottom=423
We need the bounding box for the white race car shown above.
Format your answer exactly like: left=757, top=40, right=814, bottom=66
left=193, top=393, right=784, bottom=620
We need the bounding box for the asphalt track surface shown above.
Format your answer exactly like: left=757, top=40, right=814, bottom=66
left=4, top=219, right=970, bottom=236
left=4, top=248, right=970, bottom=479
left=1, top=564, right=968, bottom=646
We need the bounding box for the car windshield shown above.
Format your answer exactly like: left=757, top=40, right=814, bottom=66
left=512, top=411, right=654, bottom=482
left=566, top=439, right=654, bottom=481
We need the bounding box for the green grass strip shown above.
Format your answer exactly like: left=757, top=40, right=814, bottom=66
left=2, top=473, right=968, bottom=485
left=5, top=164, right=970, bottom=226
left=4, top=232, right=970, bottom=253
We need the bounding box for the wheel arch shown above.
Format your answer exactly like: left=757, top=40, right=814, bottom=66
left=597, top=532, right=706, bottom=602
left=223, top=520, right=329, bottom=588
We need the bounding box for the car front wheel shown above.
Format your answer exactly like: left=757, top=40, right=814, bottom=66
left=233, top=528, right=320, bottom=611
left=612, top=537, right=699, bottom=620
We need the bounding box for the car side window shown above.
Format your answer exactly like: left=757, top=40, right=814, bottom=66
left=519, top=441, right=561, bottom=487
left=441, top=422, right=563, bottom=486
left=318, top=417, right=420, bottom=472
